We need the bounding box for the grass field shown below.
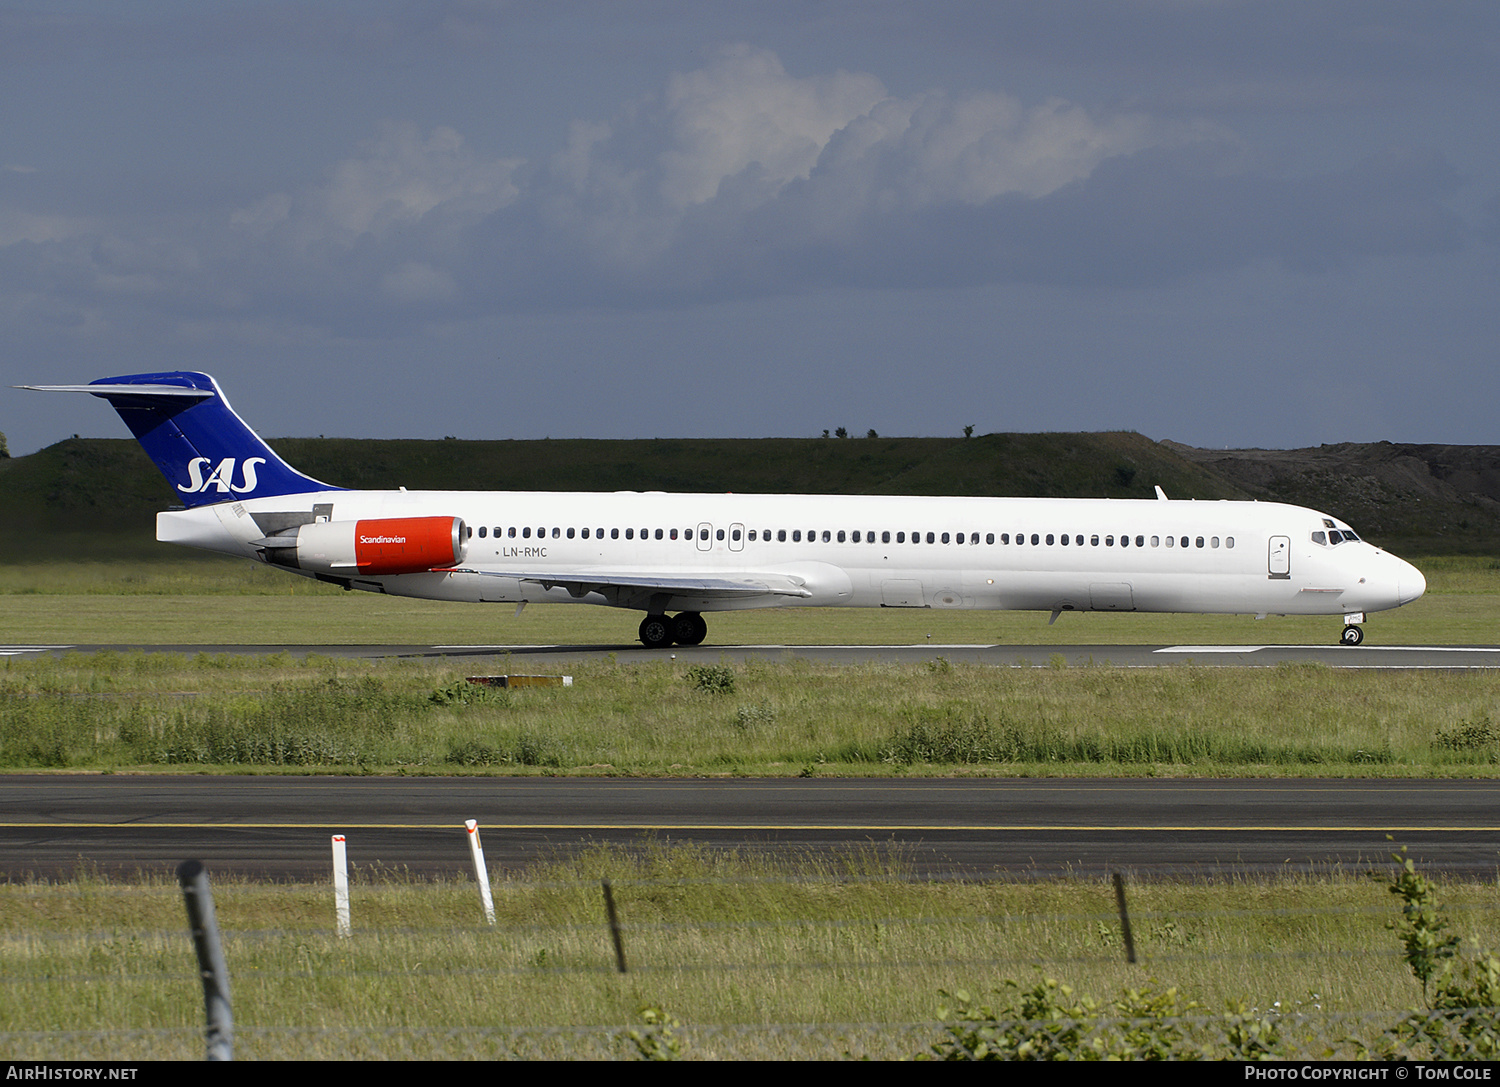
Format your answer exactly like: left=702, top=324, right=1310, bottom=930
left=0, top=846, right=1494, bottom=1059
left=0, top=555, right=1494, bottom=776
left=2, top=646, right=1497, bottom=776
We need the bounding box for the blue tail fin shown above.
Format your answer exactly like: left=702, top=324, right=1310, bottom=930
left=29, top=372, right=339, bottom=508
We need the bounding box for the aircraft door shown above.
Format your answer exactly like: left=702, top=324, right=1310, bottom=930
left=729, top=523, right=745, bottom=552
left=1268, top=536, right=1290, bottom=579
left=696, top=522, right=713, bottom=552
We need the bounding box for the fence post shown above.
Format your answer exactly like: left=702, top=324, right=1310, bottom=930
left=602, top=878, right=627, bottom=973
left=178, top=859, right=233, bottom=1061
left=1113, top=871, right=1136, bottom=964
left=332, top=834, right=351, bottom=937
left=465, top=819, right=496, bottom=925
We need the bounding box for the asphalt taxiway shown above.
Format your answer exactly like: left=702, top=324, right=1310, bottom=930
left=5, top=642, right=1500, bottom=668
left=2, top=776, right=1497, bottom=881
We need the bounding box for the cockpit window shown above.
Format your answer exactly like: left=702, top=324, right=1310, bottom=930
left=1311, top=531, right=1326, bottom=545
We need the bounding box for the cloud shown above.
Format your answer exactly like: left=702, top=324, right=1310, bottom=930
left=0, top=45, right=1472, bottom=336
left=232, top=121, right=521, bottom=251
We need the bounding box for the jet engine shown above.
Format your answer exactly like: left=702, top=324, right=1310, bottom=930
left=260, top=516, right=466, bottom=576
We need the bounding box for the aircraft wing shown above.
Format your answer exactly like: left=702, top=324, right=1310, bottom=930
left=447, top=567, right=814, bottom=603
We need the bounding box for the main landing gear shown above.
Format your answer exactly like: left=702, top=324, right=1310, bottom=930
left=1339, top=611, right=1366, bottom=646
left=638, top=611, right=707, bottom=649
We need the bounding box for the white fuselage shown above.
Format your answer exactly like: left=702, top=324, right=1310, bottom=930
left=159, top=490, right=1426, bottom=620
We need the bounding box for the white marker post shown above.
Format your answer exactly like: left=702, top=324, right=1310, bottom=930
left=465, top=819, right=496, bottom=925
left=331, top=834, right=351, bottom=938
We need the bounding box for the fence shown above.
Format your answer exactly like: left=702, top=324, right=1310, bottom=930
left=1, top=855, right=1498, bottom=1060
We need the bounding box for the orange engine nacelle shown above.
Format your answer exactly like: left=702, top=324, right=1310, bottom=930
left=275, top=516, right=467, bottom=576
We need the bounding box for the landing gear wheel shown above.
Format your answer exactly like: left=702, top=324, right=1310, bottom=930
left=1340, top=624, right=1364, bottom=646
left=639, top=614, right=673, bottom=650
left=671, top=612, right=707, bottom=646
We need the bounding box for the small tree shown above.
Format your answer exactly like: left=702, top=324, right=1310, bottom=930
left=835, top=426, right=848, bottom=439
left=963, top=425, right=974, bottom=439
left=0, top=431, right=8, bottom=458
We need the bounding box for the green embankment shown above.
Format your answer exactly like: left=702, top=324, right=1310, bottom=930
left=0, top=429, right=1294, bottom=562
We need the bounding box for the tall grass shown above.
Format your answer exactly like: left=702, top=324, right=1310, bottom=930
left=0, top=652, right=1496, bottom=775
left=1, top=847, right=1497, bottom=1059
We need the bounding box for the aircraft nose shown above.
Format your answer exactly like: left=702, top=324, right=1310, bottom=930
left=1398, top=560, right=1426, bottom=606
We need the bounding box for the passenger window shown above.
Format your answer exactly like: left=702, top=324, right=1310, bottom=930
left=926, top=531, right=935, bottom=544
left=717, top=529, right=725, bottom=541
left=1227, top=537, right=1235, bottom=548
left=1030, top=533, right=1039, bottom=545
left=837, top=530, right=846, bottom=543
left=523, top=527, right=531, bottom=539
left=1150, top=536, right=1159, bottom=547
left=655, top=529, right=663, bottom=540
left=1180, top=537, right=1189, bottom=548
left=986, top=533, right=994, bottom=544
left=1106, top=536, right=1114, bottom=546
left=1092, top=535, right=1100, bottom=546
left=823, top=530, right=831, bottom=543
left=941, top=532, right=950, bottom=544
left=778, top=529, right=787, bottom=542
left=611, top=528, right=619, bottom=539
left=567, top=527, right=575, bottom=539
left=883, top=531, right=892, bottom=543
left=793, top=530, right=802, bottom=542
left=1211, top=537, right=1220, bottom=548
left=896, top=532, right=905, bottom=543
left=1045, top=534, right=1054, bottom=545
left=1195, top=536, right=1204, bottom=548
left=731, top=528, right=740, bottom=541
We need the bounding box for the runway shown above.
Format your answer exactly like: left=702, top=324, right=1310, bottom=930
left=5, top=642, right=1500, bottom=668
left=3, top=776, right=1497, bottom=881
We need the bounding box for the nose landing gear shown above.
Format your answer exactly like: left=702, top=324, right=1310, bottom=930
left=1339, top=612, right=1366, bottom=646
left=638, top=611, right=707, bottom=649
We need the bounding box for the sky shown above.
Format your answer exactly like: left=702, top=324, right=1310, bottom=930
left=2, top=1, right=1497, bottom=456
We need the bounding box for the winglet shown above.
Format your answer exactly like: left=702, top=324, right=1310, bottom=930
left=1155, top=486, right=1169, bottom=501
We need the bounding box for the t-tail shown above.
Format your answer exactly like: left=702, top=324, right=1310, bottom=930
left=20, top=371, right=338, bottom=507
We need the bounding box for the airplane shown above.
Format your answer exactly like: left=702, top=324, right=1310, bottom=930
left=23, top=371, right=1425, bottom=648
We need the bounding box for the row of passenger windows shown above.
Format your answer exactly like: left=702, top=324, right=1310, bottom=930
left=471, top=524, right=1235, bottom=549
